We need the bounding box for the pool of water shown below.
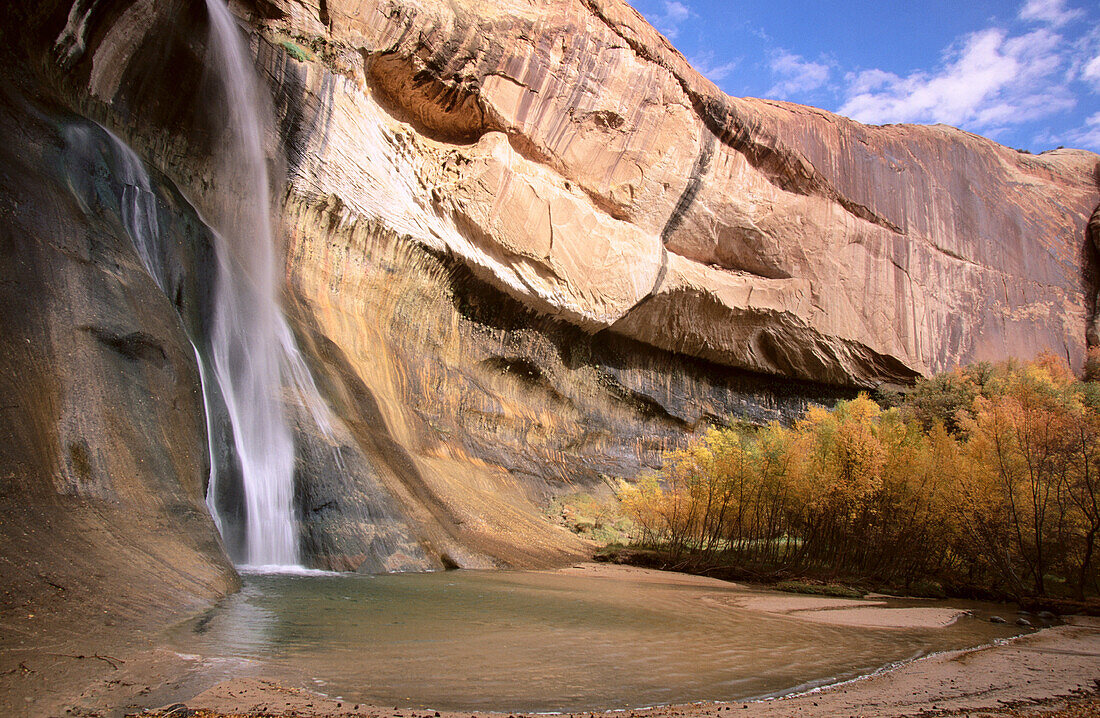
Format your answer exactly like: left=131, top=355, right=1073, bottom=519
left=171, top=567, right=1022, bottom=712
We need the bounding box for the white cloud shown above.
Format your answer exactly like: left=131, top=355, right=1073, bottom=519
left=651, top=1, right=693, bottom=40
left=1019, top=0, right=1084, bottom=27
left=839, top=27, right=1075, bottom=129
left=690, top=50, right=739, bottom=82
left=1061, top=111, right=1100, bottom=151
left=767, top=51, right=830, bottom=99
left=1082, top=54, right=1100, bottom=91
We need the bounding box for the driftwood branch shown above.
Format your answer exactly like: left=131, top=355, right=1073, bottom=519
left=43, top=652, right=124, bottom=669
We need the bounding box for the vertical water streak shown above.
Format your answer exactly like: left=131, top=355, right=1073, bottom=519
left=193, top=344, right=227, bottom=540
left=63, top=122, right=229, bottom=547
left=203, top=0, right=298, bottom=567
left=61, top=125, right=164, bottom=291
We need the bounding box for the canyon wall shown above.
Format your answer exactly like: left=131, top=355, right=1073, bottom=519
left=251, top=0, right=1099, bottom=384
left=0, top=83, right=238, bottom=715
left=0, top=0, right=1097, bottom=623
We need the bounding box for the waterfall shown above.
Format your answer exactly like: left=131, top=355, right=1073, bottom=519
left=62, top=0, right=338, bottom=571
left=202, top=0, right=298, bottom=568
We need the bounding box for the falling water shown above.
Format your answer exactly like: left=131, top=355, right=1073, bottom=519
left=63, top=113, right=342, bottom=570
left=61, top=0, right=337, bottom=570
left=202, top=0, right=298, bottom=568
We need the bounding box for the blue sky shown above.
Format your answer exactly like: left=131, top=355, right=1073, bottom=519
left=628, top=0, right=1100, bottom=152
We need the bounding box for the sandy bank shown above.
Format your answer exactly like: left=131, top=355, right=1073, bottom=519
left=567, top=562, right=969, bottom=629
left=716, top=594, right=968, bottom=629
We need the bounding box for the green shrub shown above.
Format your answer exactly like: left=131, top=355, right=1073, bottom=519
left=909, top=579, right=947, bottom=599
left=279, top=40, right=310, bottom=62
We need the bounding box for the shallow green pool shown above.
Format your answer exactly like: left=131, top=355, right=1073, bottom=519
left=171, top=567, right=1022, bottom=712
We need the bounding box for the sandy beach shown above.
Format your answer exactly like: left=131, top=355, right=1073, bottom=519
left=562, top=563, right=972, bottom=630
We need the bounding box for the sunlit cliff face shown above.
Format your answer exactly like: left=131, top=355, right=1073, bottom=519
left=259, top=0, right=1099, bottom=383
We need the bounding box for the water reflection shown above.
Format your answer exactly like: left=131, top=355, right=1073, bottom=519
left=174, top=568, right=1021, bottom=712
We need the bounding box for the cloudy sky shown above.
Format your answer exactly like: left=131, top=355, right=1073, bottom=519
left=628, top=0, right=1100, bottom=152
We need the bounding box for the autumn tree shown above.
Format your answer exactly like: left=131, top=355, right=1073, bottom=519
left=618, top=355, right=1100, bottom=599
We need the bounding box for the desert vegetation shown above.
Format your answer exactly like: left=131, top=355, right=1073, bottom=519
left=616, top=352, right=1100, bottom=601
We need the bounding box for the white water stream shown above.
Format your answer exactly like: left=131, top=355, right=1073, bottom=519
left=202, top=0, right=298, bottom=568
left=201, top=0, right=345, bottom=568
left=63, top=0, right=341, bottom=570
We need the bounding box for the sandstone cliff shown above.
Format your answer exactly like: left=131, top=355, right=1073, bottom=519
left=253, top=0, right=1098, bottom=384
left=0, top=0, right=1097, bottom=639
left=0, top=85, right=239, bottom=715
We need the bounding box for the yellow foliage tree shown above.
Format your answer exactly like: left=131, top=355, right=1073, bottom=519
left=617, top=355, right=1100, bottom=598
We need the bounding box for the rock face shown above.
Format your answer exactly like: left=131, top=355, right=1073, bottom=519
left=246, top=0, right=1096, bottom=569
left=0, top=79, right=238, bottom=709
left=0, top=0, right=1098, bottom=589
left=260, top=0, right=1098, bottom=384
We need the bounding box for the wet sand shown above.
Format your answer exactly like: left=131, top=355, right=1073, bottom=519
left=7, top=564, right=1099, bottom=717
left=710, top=595, right=969, bottom=629
left=567, top=563, right=971, bottom=629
